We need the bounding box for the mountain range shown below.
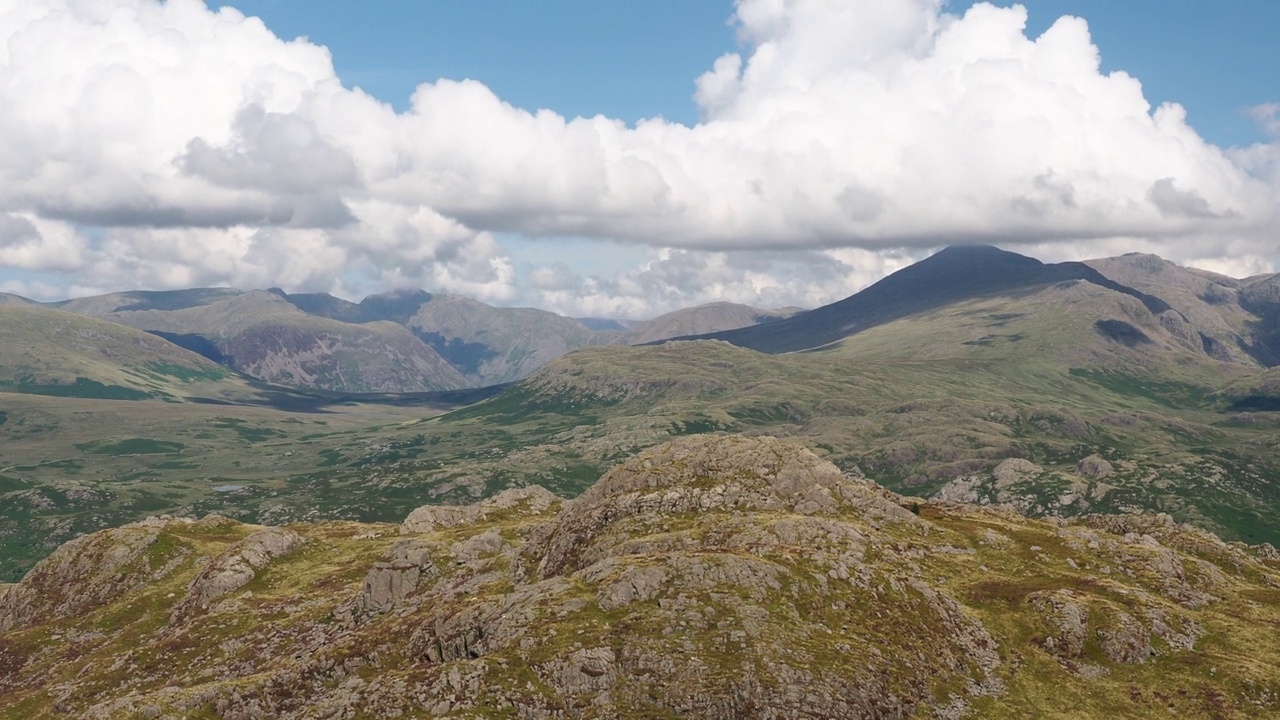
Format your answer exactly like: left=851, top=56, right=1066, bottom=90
left=2, top=287, right=795, bottom=394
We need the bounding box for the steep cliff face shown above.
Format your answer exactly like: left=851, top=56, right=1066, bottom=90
left=2, top=436, right=1279, bottom=719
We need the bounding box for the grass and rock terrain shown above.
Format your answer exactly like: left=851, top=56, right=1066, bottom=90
left=2, top=435, right=1280, bottom=718
left=6, top=247, right=1280, bottom=586
left=5, top=247, right=1280, bottom=716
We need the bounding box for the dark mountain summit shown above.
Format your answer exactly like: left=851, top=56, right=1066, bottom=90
left=691, top=245, right=1171, bottom=353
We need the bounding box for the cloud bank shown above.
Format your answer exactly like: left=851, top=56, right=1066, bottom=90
left=0, top=0, right=1276, bottom=316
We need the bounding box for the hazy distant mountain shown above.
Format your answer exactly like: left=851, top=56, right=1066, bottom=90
left=400, top=294, right=602, bottom=386
left=45, top=286, right=611, bottom=390
left=575, top=317, right=635, bottom=332
left=54, top=287, right=243, bottom=315
left=21, top=245, right=1280, bottom=396
left=0, top=292, right=36, bottom=307
left=617, top=301, right=798, bottom=345
left=277, top=288, right=606, bottom=386
left=80, top=290, right=469, bottom=393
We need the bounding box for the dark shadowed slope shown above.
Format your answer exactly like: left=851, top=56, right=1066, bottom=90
left=691, top=245, right=1171, bottom=353
left=1084, top=253, right=1280, bottom=367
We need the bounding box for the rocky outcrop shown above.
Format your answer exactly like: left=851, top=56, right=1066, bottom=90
left=993, top=457, right=1042, bottom=486
left=359, top=539, right=437, bottom=613
left=535, top=434, right=920, bottom=578
left=1075, top=454, right=1114, bottom=480
left=172, top=526, right=302, bottom=618
left=2, top=435, right=1279, bottom=719
left=1031, top=589, right=1091, bottom=659
left=0, top=523, right=172, bottom=632
left=359, top=562, right=422, bottom=613
left=401, top=485, right=559, bottom=534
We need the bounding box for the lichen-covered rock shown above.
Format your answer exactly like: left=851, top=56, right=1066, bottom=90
left=933, top=475, right=984, bottom=504
left=535, top=434, right=918, bottom=577
left=1075, top=454, right=1114, bottom=480
left=1097, top=610, right=1154, bottom=664
left=538, top=646, right=618, bottom=698
left=0, top=524, right=164, bottom=631
left=1030, top=589, right=1090, bottom=658
left=172, top=526, right=303, bottom=618
left=993, top=458, right=1042, bottom=488
left=359, top=562, right=422, bottom=613
left=402, top=485, right=559, bottom=534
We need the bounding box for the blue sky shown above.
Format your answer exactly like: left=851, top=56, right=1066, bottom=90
left=219, top=0, right=1279, bottom=147
left=1, top=1, right=1278, bottom=316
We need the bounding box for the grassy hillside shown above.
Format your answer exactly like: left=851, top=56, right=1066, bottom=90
left=4, top=247, right=1280, bottom=592
left=0, top=386, right=495, bottom=581
left=0, top=305, right=241, bottom=401
left=431, top=279, right=1280, bottom=546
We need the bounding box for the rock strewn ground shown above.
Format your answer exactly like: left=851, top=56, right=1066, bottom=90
left=0, top=435, right=1279, bottom=719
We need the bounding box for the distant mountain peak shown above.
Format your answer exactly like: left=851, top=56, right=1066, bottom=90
left=364, top=288, right=432, bottom=303
left=687, top=245, right=1172, bottom=353
left=926, top=244, right=1044, bottom=266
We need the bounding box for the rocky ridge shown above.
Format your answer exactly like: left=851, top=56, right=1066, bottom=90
left=1, top=435, right=1279, bottom=718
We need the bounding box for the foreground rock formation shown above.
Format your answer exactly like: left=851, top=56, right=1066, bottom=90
left=1, top=435, right=1279, bottom=718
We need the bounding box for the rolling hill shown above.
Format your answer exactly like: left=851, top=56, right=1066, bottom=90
left=12, top=286, right=815, bottom=394
left=436, top=246, right=1280, bottom=547
left=0, top=304, right=243, bottom=401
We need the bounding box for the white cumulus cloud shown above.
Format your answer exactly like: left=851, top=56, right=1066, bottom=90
left=0, top=0, right=1276, bottom=316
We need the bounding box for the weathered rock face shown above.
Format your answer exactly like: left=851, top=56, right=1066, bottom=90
left=360, top=561, right=421, bottom=613
left=172, top=526, right=303, bottom=619
left=359, top=540, right=438, bottom=613
left=2, top=435, right=1280, bottom=720
left=0, top=522, right=177, bottom=632
left=401, top=485, right=559, bottom=534
left=535, top=434, right=920, bottom=578
left=1075, top=454, right=1114, bottom=480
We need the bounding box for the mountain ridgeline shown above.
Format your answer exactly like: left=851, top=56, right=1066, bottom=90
left=4, top=289, right=793, bottom=394
left=9, top=245, right=1278, bottom=396
left=684, top=246, right=1168, bottom=352
left=681, top=246, right=1279, bottom=372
